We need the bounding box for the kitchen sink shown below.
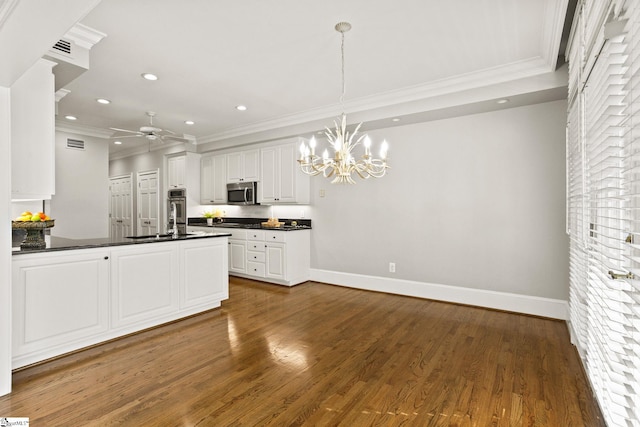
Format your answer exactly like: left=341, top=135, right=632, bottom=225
left=126, top=233, right=196, bottom=239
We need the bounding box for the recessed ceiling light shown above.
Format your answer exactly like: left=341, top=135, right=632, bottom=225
left=114, top=141, right=122, bottom=145
left=65, top=115, right=77, bottom=120
left=96, top=98, right=111, bottom=104
left=184, top=120, right=195, bottom=125
left=497, top=99, right=509, bottom=104
left=141, top=73, right=158, bottom=81
left=236, top=105, right=247, bottom=111
left=391, top=118, right=401, bottom=122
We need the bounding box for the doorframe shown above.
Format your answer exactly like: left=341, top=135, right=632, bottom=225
left=109, top=173, right=134, bottom=238
left=136, top=168, right=160, bottom=235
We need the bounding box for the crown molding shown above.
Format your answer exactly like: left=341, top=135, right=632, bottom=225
left=108, top=140, right=185, bottom=161
left=63, top=22, right=107, bottom=49
left=198, top=57, right=553, bottom=144
left=55, top=119, right=113, bottom=139
left=542, top=0, right=570, bottom=70
left=0, top=0, right=19, bottom=32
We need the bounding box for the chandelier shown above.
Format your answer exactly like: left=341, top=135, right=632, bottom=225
left=298, top=22, right=389, bottom=184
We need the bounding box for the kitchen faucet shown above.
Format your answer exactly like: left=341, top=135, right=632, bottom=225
left=170, top=201, right=178, bottom=237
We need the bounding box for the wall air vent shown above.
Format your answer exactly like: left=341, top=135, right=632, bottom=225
left=66, top=138, right=85, bottom=150
left=52, top=39, right=72, bottom=55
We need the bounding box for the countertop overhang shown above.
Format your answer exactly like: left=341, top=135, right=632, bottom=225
left=12, top=232, right=231, bottom=255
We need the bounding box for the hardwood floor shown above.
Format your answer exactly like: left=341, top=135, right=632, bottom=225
left=0, top=277, right=604, bottom=426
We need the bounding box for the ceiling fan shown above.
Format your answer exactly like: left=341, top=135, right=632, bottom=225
left=110, top=111, right=193, bottom=143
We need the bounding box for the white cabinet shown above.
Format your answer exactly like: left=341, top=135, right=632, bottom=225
left=227, top=149, right=260, bottom=183
left=180, top=238, right=228, bottom=309
left=12, top=248, right=110, bottom=368
left=167, top=155, right=185, bottom=189
left=200, top=154, right=227, bottom=204
left=260, top=142, right=310, bottom=204
left=210, top=227, right=309, bottom=286
left=167, top=152, right=200, bottom=191
left=110, top=243, right=180, bottom=329
left=11, top=237, right=229, bottom=369
left=265, top=243, right=286, bottom=280
left=11, top=58, right=56, bottom=200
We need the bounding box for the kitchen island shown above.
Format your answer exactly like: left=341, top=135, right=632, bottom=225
left=11, top=232, right=230, bottom=369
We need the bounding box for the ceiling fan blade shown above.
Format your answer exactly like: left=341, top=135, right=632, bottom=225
left=110, top=127, right=143, bottom=135
left=161, top=135, right=191, bottom=143
left=111, top=134, right=145, bottom=139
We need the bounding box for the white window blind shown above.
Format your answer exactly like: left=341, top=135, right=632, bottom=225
left=567, top=0, right=640, bottom=425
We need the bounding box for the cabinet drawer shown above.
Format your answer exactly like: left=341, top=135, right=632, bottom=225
left=247, top=261, right=265, bottom=277
left=247, top=230, right=265, bottom=241
left=247, top=251, right=265, bottom=262
left=216, top=228, right=246, bottom=240
left=264, top=231, right=285, bottom=243
left=247, top=241, right=265, bottom=252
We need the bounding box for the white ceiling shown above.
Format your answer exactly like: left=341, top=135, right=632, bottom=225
left=52, top=0, right=572, bottom=157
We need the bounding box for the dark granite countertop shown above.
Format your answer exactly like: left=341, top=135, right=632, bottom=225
left=12, top=232, right=231, bottom=256
left=188, top=217, right=312, bottom=231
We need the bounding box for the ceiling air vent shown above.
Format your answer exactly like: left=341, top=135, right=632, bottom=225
left=52, top=39, right=72, bottom=55
left=66, top=138, right=85, bottom=150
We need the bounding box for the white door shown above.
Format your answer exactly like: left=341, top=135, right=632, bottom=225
left=109, top=174, right=133, bottom=239
left=137, top=169, right=160, bottom=236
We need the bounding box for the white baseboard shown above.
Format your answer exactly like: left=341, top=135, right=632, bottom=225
left=310, top=269, right=568, bottom=320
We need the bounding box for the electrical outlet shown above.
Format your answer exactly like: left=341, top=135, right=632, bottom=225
left=389, top=262, right=396, bottom=273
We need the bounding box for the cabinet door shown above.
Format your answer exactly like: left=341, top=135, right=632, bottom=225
left=111, top=243, right=180, bottom=329
left=11, top=59, right=55, bottom=200
left=229, top=239, right=246, bottom=273
left=168, top=156, right=186, bottom=188
left=200, top=154, right=227, bottom=203
left=265, top=243, right=286, bottom=280
left=260, top=147, right=278, bottom=203
left=180, top=239, right=228, bottom=309
left=277, top=144, right=297, bottom=202
left=242, top=150, right=260, bottom=182
left=12, top=250, right=110, bottom=367
left=226, top=152, right=243, bottom=183
left=200, top=155, right=214, bottom=203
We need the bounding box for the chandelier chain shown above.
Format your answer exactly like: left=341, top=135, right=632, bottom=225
left=297, top=22, right=389, bottom=184
left=340, top=30, right=346, bottom=110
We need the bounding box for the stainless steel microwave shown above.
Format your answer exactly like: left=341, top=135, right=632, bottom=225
left=227, top=182, right=259, bottom=205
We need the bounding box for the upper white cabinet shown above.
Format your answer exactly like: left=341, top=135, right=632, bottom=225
left=260, top=141, right=310, bottom=204
left=167, top=152, right=200, bottom=190
left=167, top=155, right=185, bottom=189
left=226, top=149, right=260, bottom=183
left=11, top=59, right=56, bottom=200
left=200, top=154, right=227, bottom=204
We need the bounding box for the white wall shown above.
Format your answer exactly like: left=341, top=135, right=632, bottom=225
left=310, top=100, right=569, bottom=301
left=50, top=131, right=109, bottom=239
left=0, top=87, right=12, bottom=395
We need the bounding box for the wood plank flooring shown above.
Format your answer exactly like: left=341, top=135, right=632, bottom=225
left=0, top=277, right=604, bottom=426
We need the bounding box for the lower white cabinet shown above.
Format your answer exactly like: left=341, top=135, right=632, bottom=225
left=110, top=243, right=180, bottom=329
left=189, top=226, right=310, bottom=286
left=12, top=249, right=110, bottom=367
left=180, top=238, right=228, bottom=308
left=11, top=237, right=228, bottom=369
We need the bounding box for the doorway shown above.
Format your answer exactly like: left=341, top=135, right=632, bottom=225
left=137, top=169, right=160, bottom=236
left=109, top=174, right=133, bottom=239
